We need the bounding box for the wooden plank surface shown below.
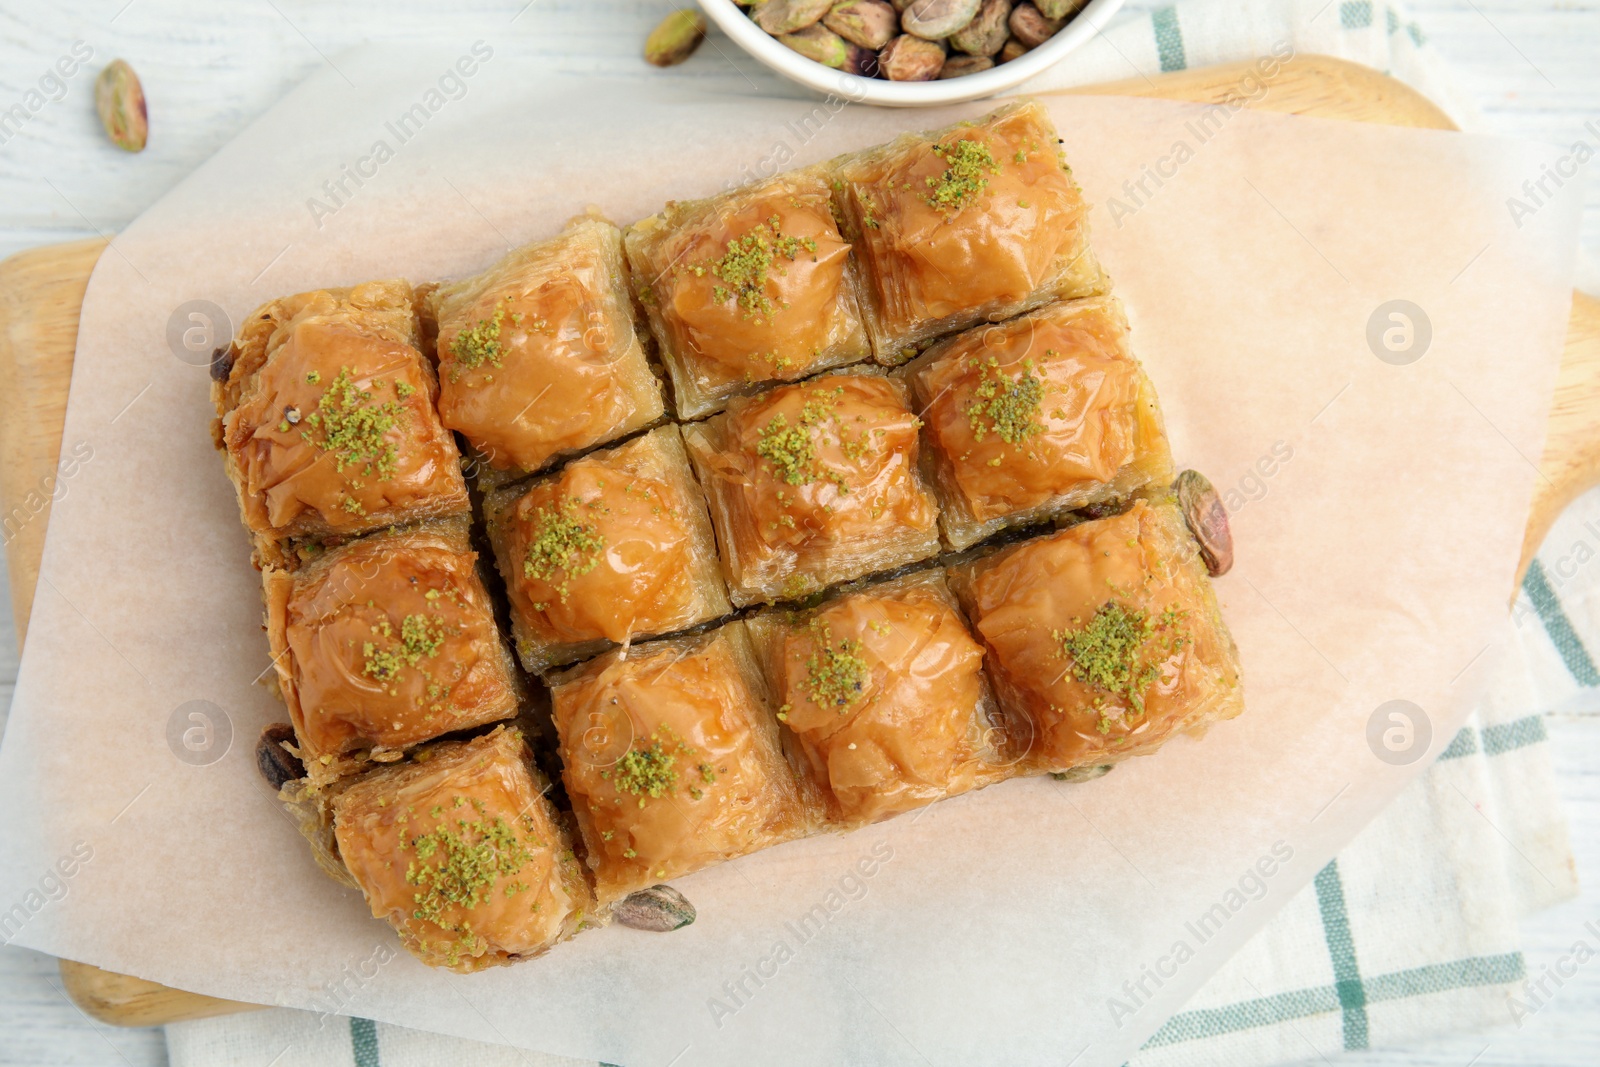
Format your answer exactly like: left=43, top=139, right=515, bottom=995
left=0, top=47, right=1595, bottom=1047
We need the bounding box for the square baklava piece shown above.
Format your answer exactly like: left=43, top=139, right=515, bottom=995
left=428, top=215, right=665, bottom=478
left=831, top=100, right=1106, bottom=364
left=548, top=624, right=816, bottom=905
left=330, top=726, right=594, bottom=972
left=264, top=516, right=521, bottom=769
left=625, top=164, right=870, bottom=418
left=213, top=279, right=470, bottom=564
left=483, top=425, right=730, bottom=674
left=745, top=569, right=1010, bottom=829
left=905, top=295, right=1174, bottom=549
left=947, top=500, right=1243, bottom=774
left=682, top=370, right=941, bottom=606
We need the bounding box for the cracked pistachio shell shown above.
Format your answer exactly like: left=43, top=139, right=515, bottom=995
left=997, top=35, right=1031, bottom=62
left=615, top=884, right=697, bottom=931
left=950, top=0, right=1012, bottom=55
left=823, top=0, right=899, bottom=49
left=754, top=0, right=835, bottom=35
left=94, top=59, right=147, bottom=152
left=1036, top=0, right=1088, bottom=17
left=1174, top=469, right=1234, bottom=576
left=900, top=0, right=982, bottom=40
left=645, top=9, right=708, bottom=67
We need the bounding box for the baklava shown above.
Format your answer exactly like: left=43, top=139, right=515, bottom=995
left=548, top=624, right=816, bottom=904
left=428, top=215, right=665, bottom=478
left=905, top=295, right=1173, bottom=549
left=831, top=100, right=1106, bottom=364
left=625, top=164, right=870, bottom=418
left=483, top=425, right=730, bottom=674
left=263, top=517, right=520, bottom=771
left=947, top=500, right=1243, bottom=773
left=746, top=569, right=1009, bottom=829
left=682, top=370, right=941, bottom=606
left=329, top=726, right=594, bottom=972
left=212, top=280, right=470, bottom=565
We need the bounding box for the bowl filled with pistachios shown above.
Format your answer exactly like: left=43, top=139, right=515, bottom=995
left=695, top=0, right=1123, bottom=106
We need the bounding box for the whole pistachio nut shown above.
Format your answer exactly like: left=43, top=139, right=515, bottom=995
left=939, top=54, right=994, bottom=76
left=997, top=35, right=1031, bottom=62
left=890, top=0, right=916, bottom=10
left=950, top=0, right=1012, bottom=55
left=879, top=33, right=946, bottom=79
left=1050, top=764, right=1115, bottom=783
left=256, top=723, right=305, bottom=791
left=779, top=24, right=852, bottom=67
left=1035, top=0, right=1088, bottom=16
left=754, top=0, right=835, bottom=35
left=1008, top=2, right=1063, bottom=47
left=823, top=0, right=899, bottom=49
left=900, top=0, right=982, bottom=40
left=1174, top=469, right=1234, bottom=576
left=645, top=9, right=708, bottom=67
left=615, top=884, right=697, bottom=931
left=94, top=59, right=147, bottom=153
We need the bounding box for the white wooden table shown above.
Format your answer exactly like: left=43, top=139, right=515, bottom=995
left=0, top=2, right=1596, bottom=1065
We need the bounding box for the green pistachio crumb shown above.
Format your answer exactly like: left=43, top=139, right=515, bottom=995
left=310, top=367, right=405, bottom=480
left=450, top=307, right=506, bottom=377
left=803, top=618, right=869, bottom=712
left=522, top=501, right=607, bottom=602
left=966, top=357, right=1044, bottom=449
left=924, top=138, right=1000, bottom=214
left=1054, top=600, right=1189, bottom=721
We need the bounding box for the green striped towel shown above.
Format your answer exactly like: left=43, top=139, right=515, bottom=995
left=165, top=3, right=1584, bottom=1065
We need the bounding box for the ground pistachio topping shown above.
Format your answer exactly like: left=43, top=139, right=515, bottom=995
left=700, top=214, right=818, bottom=320
left=450, top=306, right=506, bottom=378
left=965, top=356, right=1045, bottom=449
left=403, top=807, right=539, bottom=927
left=305, top=367, right=405, bottom=479
left=1053, top=600, right=1190, bottom=727
left=925, top=138, right=1000, bottom=214
left=362, top=612, right=448, bottom=683
left=607, top=734, right=680, bottom=808
left=803, top=618, right=869, bottom=711
left=522, top=499, right=607, bottom=602
left=754, top=385, right=855, bottom=487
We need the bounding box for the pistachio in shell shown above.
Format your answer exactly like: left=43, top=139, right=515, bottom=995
left=645, top=9, right=708, bottom=67
left=256, top=723, right=305, bottom=791
left=950, top=0, right=1012, bottom=55
left=997, top=35, right=1031, bottom=62
left=1035, top=0, right=1088, bottom=17
left=900, top=0, right=982, bottom=40
left=1174, top=469, right=1233, bottom=576
left=754, top=0, right=835, bottom=35
left=94, top=59, right=147, bottom=153
left=939, top=54, right=994, bottom=77
left=1050, top=764, right=1115, bottom=783
left=1007, top=2, right=1063, bottom=47
left=823, top=0, right=899, bottom=49
left=615, top=884, right=697, bottom=932
left=878, top=33, right=946, bottom=80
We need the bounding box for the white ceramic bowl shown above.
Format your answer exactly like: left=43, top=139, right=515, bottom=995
left=697, top=0, right=1127, bottom=107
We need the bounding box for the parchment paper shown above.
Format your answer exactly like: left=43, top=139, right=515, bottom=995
left=0, top=43, right=1581, bottom=1067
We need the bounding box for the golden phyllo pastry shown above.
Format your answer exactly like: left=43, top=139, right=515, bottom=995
left=682, top=371, right=941, bottom=606
left=906, top=295, right=1173, bottom=549
left=428, top=215, right=664, bottom=476
left=948, top=500, right=1243, bottom=774
left=831, top=100, right=1105, bottom=364
left=483, top=425, right=730, bottom=674
left=330, top=727, right=594, bottom=972
left=548, top=624, right=815, bottom=905
left=263, top=517, right=520, bottom=767
left=212, top=279, right=469, bottom=564
left=746, top=570, right=1009, bottom=829
left=625, top=164, right=870, bottom=418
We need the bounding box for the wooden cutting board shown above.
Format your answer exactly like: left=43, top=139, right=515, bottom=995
left=2, top=53, right=1596, bottom=1029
